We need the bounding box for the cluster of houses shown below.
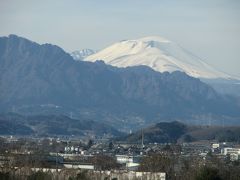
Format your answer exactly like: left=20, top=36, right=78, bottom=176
left=57, top=141, right=240, bottom=172
left=57, top=144, right=143, bottom=171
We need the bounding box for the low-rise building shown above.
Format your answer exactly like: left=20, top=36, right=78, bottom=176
left=63, top=162, right=94, bottom=170
left=223, top=148, right=240, bottom=156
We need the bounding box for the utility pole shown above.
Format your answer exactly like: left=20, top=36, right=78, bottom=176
left=56, top=152, right=58, bottom=176
left=55, top=152, right=57, bottom=170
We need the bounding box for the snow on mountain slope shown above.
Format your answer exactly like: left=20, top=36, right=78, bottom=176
left=85, top=36, right=236, bottom=79
left=71, top=49, right=96, bottom=60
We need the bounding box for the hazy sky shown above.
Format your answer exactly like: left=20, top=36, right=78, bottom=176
left=0, top=0, right=239, bottom=77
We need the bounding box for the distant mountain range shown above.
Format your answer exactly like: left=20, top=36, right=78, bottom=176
left=0, top=35, right=239, bottom=132
left=120, top=121, right=240, bottom=143
left=0, top=113, right=121, bottom=137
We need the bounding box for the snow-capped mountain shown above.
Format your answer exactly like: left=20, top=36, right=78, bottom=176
left=71, top=49, right=96, bottom=60
left=85, top=36, right=236, bottom=80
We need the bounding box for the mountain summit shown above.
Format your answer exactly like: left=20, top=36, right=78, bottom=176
left=71, top=49, right=96, bottom=60
left=85, top=36, right=235, bottom=80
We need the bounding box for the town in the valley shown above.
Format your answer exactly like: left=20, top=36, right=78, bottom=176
left=0, top=134, right=240, bottom=180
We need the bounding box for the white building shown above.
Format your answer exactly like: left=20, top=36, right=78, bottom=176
left=116, top=155, right=134, bottom=164
left=223, top=148, right=240, bottom=156
left=212, top=143, right=220, bottom=149
left=63, top=163, right=94, bottom=170
left=126, top=162, right=140, bottom=171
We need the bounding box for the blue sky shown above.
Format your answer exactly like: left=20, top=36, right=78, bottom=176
left=0, top=0, right=239, bottom=76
